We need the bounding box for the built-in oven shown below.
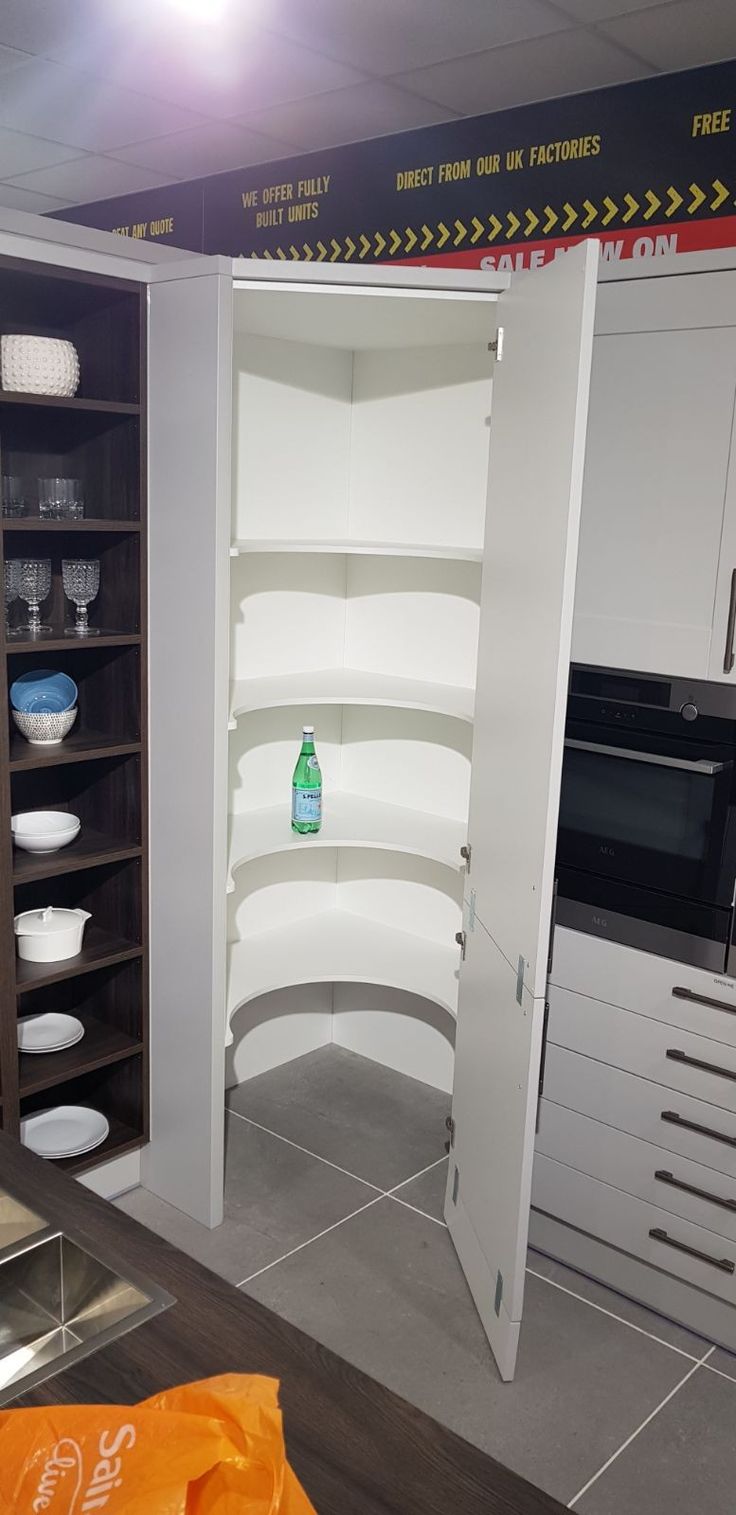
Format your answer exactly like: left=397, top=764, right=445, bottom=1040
left=556, top=666, right=736, bottom=973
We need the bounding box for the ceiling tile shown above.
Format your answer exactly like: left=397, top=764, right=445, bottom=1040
left=0, top=0, right=104, bottom=59
left=0, top=128, right=83, bottom=179
left=0, top=57, right=208, bottom=152
left=599, top=0, right=736, bottom=69
left=551, top=0, right=681, bottom=19
left=0, top=43, right=31, bottom=73
left=394, top=28, right=656, bottom=115
left=112, top=122, right=292, bottom=177
left=238, top=81, right=459, bottom=153
left=6, top=155, right=177, bottom=203
left=0, top=182, right=74, bottom=213
left=268, top=0, right=570, bottom=75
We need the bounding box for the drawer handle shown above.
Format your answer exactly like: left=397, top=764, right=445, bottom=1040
left=654, top=1169, right=736, bottom=1214
left=661, top=1109, right=736, bottom=1148
left=649, top=1226, right=735, bottom=1275
left=666, top=1047, right=736, bottom=1082
left=672, top=986, right=736, bottom=1017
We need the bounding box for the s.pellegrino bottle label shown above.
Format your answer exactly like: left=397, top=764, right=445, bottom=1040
left=292, top=725, right=322, bottom=834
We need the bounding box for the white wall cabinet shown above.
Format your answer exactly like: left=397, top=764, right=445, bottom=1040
left=573, top=269, right=736, bottom=679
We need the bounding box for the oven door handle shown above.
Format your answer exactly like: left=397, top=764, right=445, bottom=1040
left=564, top=739, right=728, bottom=776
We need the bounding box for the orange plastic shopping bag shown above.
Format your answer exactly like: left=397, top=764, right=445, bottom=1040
left=0, top=1373, right=317, bottom=1514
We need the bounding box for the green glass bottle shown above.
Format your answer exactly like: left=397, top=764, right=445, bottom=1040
left=291, top=724, right=322, bottom=834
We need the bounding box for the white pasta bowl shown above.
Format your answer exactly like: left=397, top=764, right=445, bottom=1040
left=1, top=334, right=80, bottom=397
left=12, top=706, right=78, bottom=746
left=11, top=811, right=81, bottom=854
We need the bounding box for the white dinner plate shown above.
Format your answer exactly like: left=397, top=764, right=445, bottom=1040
left=20, top=1106, right=109, bottom=1160
left=17, top=1013, right=85, bottom=1054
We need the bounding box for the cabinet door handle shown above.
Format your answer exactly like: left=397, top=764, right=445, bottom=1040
left=672, top=985, right=736, bottom=1017
left=649, top=1226, right=735, bottom=1274
left=654, top=1168, right=736, bottom=1213
left=666, top=1047, right=736, bottom=1082
left=661, top=1109, right=736, bottom=1148
left=724, top=568, right=736, bottom=674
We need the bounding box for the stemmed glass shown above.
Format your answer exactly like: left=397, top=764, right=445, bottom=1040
left=3, top=558, right=20, bottom=638
left=62, top=558, right=100, bottom=637
left=17, top=558, right=52, bottom=637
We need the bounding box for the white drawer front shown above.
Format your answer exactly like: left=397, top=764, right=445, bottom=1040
left=551, top=928, right=736, bottom=1048
left=543, top=1044, right=736, bottom=1179
left=533, top=1154, right=736, bottom=1306
left=537, top=1099, right=736, bottom=1245
left=549, top=986, right=736, bottom=1114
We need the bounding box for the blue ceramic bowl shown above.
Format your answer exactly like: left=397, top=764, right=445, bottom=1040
left=10, top=668, right=78, bottom=714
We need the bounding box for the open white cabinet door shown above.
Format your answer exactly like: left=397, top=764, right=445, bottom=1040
left=446, top=241, right=599, bottom=1381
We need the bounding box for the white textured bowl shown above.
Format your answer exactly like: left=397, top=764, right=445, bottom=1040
left=11, top=811, right=81, bottom=853
left=1, top=334, right=80, bottom=397
left=12, top=706, right=78, bottom=746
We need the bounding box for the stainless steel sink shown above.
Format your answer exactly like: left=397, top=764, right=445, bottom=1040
left=0, top=1229, right=174, bottom=1404
left=0, top=1191, right=47, bottom=1252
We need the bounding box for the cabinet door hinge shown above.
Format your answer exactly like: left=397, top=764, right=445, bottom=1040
left=460, top=842, right=471, bottom=873
left=489, top=326, right=504, bottom=362
left=455, top=930, right=467, bottom=961
left=516, top=954, right=524, bottom=1005
left=445, top=1115, right=456, bottom=1147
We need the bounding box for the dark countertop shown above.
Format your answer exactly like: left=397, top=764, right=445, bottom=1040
left=2, top=1134, right=564, bottom=1515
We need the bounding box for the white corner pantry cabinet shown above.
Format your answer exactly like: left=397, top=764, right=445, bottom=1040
left=147, top=242, right=598, bottom=1384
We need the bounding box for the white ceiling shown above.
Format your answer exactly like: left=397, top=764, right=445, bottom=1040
left=0, top=0, right=732, bottom=214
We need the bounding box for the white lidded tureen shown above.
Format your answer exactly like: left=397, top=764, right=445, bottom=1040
left=14, top=905, right=90, bottom=963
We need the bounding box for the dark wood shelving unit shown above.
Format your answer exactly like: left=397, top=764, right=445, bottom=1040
left=0, top=256, right=148, bottom=1168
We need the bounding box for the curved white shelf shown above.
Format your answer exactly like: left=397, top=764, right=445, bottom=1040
left=229, top=668, right=475, bottom=726
left=231, top=538, right=483, bottom=562
left=227, top=792, right=466, bottom=887
left=227, top=908, right=459, bottom=1027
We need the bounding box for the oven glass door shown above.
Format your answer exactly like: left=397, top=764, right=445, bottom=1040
left=558, top=724, right=735, bottom=906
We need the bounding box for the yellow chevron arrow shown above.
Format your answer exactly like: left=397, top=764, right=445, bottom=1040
left=330, top=238, right=341, bottom=261
left=601, top=195, right=617, bottom=226
left=316, top=240, right=327, bottom=261
left=543, top=204, right=557, bottom=233
left=276, top=247, right=287, bottom=260
left=665, top=186, right=683, bottom=218
left=471, top=215, right=484, bottom=244
left=289, top=245, right=300, bottom=259
left=581, top=199, right=596, bottom=229
left=712, top=178, right=729, bottom=210
left=688, top=182, right=705, bottom=213
left=344, top=236, right=356, bottom=260
left=562, top=202, right=576, bottom=231
left=643, top=189, right=660, bottom=221
left=303, top=243, right=313, bottom=261
left=263, top=248, right=273, bottom=260
left=374, top=231, right=386, bottom=257
left=454, top=218, right=467, bottom=246
left=405, top=226, right=418, bottom=253
left=421, top=223, right=433, bottom=251
left=506, top=210, right=520, bottom=239
left=524, top=207, right=539, bottom=237
left=622, top=192, right=638, bottom=223
left=358, top=234, right=370, bottom=259
left=488, top=213, right=502, bottom=241
left=389, top=228, right=401, bottom=255
left=437, top=221, right=450, bottom=248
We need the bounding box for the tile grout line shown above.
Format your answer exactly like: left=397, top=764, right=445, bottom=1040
left=226, top=1107, right=383, bottom=1193
left=386, top=1154, right=448, bottom=1195
left=566, top=1345, right=716, bottom=1509
left=525, top=1267, right=702, bottom=1362
left=389, top=1193, right=447, bottom=1227
left=702, top=1359, right=736, bottom=1385
left=235, top=1194, right=384, bottom=1288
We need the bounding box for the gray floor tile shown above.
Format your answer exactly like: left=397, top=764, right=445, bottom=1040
left=227, top=1045, right=450, bottom=1189
left=576, top=1365, right=736, bottom=1514
left=528, top=1248, right=706, bottom=1358
left=243, top=1195, right=691, bottom=1505
left=707, top=1346, right=736, bottom=1382
left=116, top=1113, right=375, bottom=1286
left=391, top=1156, right=448, bottom=1222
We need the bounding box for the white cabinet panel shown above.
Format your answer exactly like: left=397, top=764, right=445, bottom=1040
left=573, top=325, right=736, bottom=678
left=708, top=419, right=736, bottom=683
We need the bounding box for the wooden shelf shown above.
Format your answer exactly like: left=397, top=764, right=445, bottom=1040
left=13, top=833, right=142, bottom=885
left=232, top=538, right=484, bottom=562
left=0, top=392, right=139, bottom=415
left=15, top=929, right=142, bottom=994
left=227, top=909, right=460, bottom=1027
left=8, top=633, right=141, bottom=653
left=19, top=1022, right=143, bottom=1097
left=2, top=519, right=141, bottom=533
left=230, top=668, right=475, bottom=725
left=9, top=733, right=141, bottom=771
left=228, top=793, right=466, bottom=887
left=55, top=1118, right=145, bottom=1175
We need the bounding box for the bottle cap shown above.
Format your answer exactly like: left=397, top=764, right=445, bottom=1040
left=302, top=725, right=314, bottom=734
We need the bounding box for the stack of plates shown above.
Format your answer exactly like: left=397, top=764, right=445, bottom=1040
left=17, top=1012, right=84, bottom=1054
left=20, top=1106, right=109, bottom=1161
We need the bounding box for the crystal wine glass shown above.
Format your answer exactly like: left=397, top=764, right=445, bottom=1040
left=17, top=558, right=52, bottom=636
left=62, top=558, right=100, bottom=637
left=3, top=558, right=20, bottom=637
